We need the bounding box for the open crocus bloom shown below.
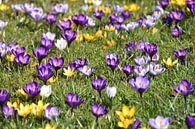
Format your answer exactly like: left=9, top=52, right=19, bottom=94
left=148, top=116, right=171, bottom=129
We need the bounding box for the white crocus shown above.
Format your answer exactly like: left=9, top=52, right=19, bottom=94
left=93, top=0, right=102, bottom=8
left=43, top=32, right=56, bottom=41
left=106, top=87, right=117, bottom=99
left=40, top=85, right=52, bottom=98
left=55, top=38, right=67, bottom=51
left=0, top=20, right=8, bottom=30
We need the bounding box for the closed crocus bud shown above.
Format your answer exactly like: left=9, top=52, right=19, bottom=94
left=106, top=87, right=117, bottom=99
left=186, top=115, right=195, bottom=129
left=40, top=85, right=52, bottom=98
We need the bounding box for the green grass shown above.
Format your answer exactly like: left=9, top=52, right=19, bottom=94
left=0, top=0, right=195, bottom=129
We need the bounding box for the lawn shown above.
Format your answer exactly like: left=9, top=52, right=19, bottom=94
left=0, top=0, right=195, bottom=129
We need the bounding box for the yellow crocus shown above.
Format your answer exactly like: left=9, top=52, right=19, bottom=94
left=39, top=123, right=57, bottom=129
left=18, top=103, right=32, bottom=118
left=6, top=54, right=15, bottom=62
left=116, top=105, right=136, bottom=121
left=118, top=118, right=135, bottom=129
left=98, top=6, right=112, bottom=14
left=0, top=4, right=9, bottom=12
left=104, top=25, right=115, bottom=32
left=163, top=57, right=178, bottom=68
left=106, top=40, right=115, bottom=47
left=124, top=3, right=140, bottom=13
left=94, top=30, right=103, bottom=39
left=31, top=100, right=49, bottom=118
left=75, top=34, right=83, bottom=43
left=17, top=88, right=29, bottom=98
left=47, top=76, right=57, bottom=84
left=170, top=0, right=186, bottom=7
left=83, top=34, right=95, bottom=42
left=63, top=66, right=76, bottom=77
left=7, top=99, right=20, bottom=110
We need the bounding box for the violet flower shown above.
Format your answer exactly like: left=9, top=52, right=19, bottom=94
left=48, top=57, right=64, bottom=72
left=57, top=20, right=72, bottom=31
left=106, top=53, right=119, bottom=71
left=2, top=105, right=17, bottom=119
left=0, top=89, right=11, bottom=104
left=134, top=65, right=149, bottom=76
left=30, top=8, right=45, bottom=21
left=23, top=81, right=40, bottom=98
left=94, top=10, right=104, bottom=20
left=46, top=14, right=57, bottom=24
left=122, top=64, right=134, bottom=77
left=78, top=65, right=94, bottom=76
left=148, top=116, right=172, bottom=129
left=92, top=103, right=108, bottom=118
left=65, top=93, right=84, bottom=109
left=74, top=58, right=87, bottom=68
left=149, top=62, right=165, bottom=76
left=134, top=56, right=148, bottom=66
left=169, top=11, right=183, bottom=23
left=51, top=3, right=68, bottom=14
left=45, top=105, right=60, bottom=120
left=14, top=54, right=30, bottom=66
left=186, top=115, right=195, bottom=129
left=173, top=48, right=187, bottom=65
left=37, top=64, right=54, bottom=84
left=160, top=0, right=169, bottom=9
left=92, top=77, right=106, bottom=96
left=41, top=37, right=54, bottom=50
left=144, top=43, right=158, bottom=60
left=33, top=47, right=48, bottom=64
left=171, top=26, right=182, bottom=38
left=61, top=30, right=77, bottom=47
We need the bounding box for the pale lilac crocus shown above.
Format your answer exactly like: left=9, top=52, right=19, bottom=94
left=78, top=65, right=94, bottom=76
left=134, top=65, right=149, bottom=76
left=149, top=62, right=165, bottom=76
left=148, top=116, right=171, bottom=129
left=134, top=56, right=148, bottom=66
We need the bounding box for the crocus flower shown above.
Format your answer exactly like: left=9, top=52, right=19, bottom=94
left=173, top=48, right=187, bottom=65
left=162, top=16, right=172, bottom=24
left=17, top=103, right=32, bottom=118
left=72, top=14, right=88, bottom=26
left=41, top=37, right=54, bottom=50
left=171, top=26, right=182, bottom=38
left=163, top=57, right=178, bottom=68
left=124, top=42, right=136, bottom=55
left=106, top=87, right=117, bottom=99
left=11, top=4, right=24, bottom=12
left=134, top=65, right=149, bottom=76
left=92, top=103, right=108, bottom=118
left=129, top=76, right=150, bottom=96
left=148, top=54, right=159, bottom=62
left=106, top=53, right=119, bottom=71
left=186, top=115, right=195, bottom=129
left=149, top=62, right=165, bottom=76
left=144, top=43, right=158, bottom=59
left=133, top=119, right=141, bottom=129
left=23, top=81, right=41, bottom=98
left=12, top=47, right=26, bottom=56
left=116, top=105, right=136, bottom=129
left=86, top=16, right=96, bottom=27
left=46, top=14, right=57, bottom=24
left=169, top=11, right=183, bottom=23
left=48, top=57, right=64, bottom=72
left=65, top=92, right=84, bottom=109
left=148, top=116, right=171, bottom=129
left=31, top=100, right=49, bottom=118
left=2, top=104, right=17, bottom=119
left=23, top=3, right=34, bottom=13
left=51, top=3, right=68, bottom=14
left=57, top=20, right=72, bottom=31
left=122, top=11, right=131, bottom=19
left=40, top=85, right=52, bottom=98
left=7, top=99, right=20, bottom=110
left=78, top=65, right=94, bottom=76
left=109, top=14, right=117, bottom=23
left=74, top=58, right=87, bottom=68
left=30, top=8, right=45, bottom=21
left=63, top=63, right=77, bottom=77
left=186, top=0, right=195, bottom=15
left=37, top=64, right=54, bottom=84
left=142, top=16, right=156, bottom=28
left=174, top=80, right=194, bottom=97
left=45, top=105, right=60, bottom=120
left=55, top=38, right=67, bottom=51
left=43, top=32, right=56, bottom=41
left=160, top=0, right=169, bottom=9
left=14, top=54, right=30, bottom=66
left=33, top=47, right=48, bottom=64
left=61, top=30, right=77, bottom=47
left=0, top=89, right=11, bottom=104
left=116, top=16, right=125, bottom=24
left=134, top=56, right=148, bottom=66
left=113, top=5, right=124, bottom=13
left=137, top=40, right=148, bottom=52
left=0, top=42, right=7, bottom=57
left=92, top=77, right=106, bottom=95
left=0, top=20, right=8, bottom=30
left=94, top=10, right=104, bottom=20
left=122, top=64, right=134, bottom=77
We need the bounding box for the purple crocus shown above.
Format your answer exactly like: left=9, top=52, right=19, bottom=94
left=12, top=47, right=26, bottom=56
left=106, top=53, right=119, bottom=71
left=14, top=54, right=30, bottom=66
left=45, top=105, right=60, bottom=120
left=149, top=62, right=165, bottom=76
left=148, top=54, right=159, bottom=62
left=144, top=43, right=158, bottom=59
left=0, top=42, right=7, bottom=57
left=48, top=57, right=64, bottom=72
left=169, top=11, right=183, bottom=23
left=78, top=65, right=94, bottom=76
left=92, top=103, right=108, bottom=118
left=122, top=64, right=134, bottom=77
left=134, top=56, right=148, bottom=66
left=23, top=81, right=40, bottom=98
left=61, top=30, right=77, bottom=47
left=37, top=64, right=54, bottom=84
left=41, top=37, right=54, bottom=50
left=174, top=80, right=194, bottom=98
left=186, top=115, right=195, bottom=129
left=134, top=65, right=149, bottom=76
left=116, top=16, right=125, bottom=24
left=30, top=8, right=45, bottom=21
left=74, top=58, right=87, bottom=68
left=94, top=10, right=104, bottom=20
left=46, top=14, right=57, bottom=24
left=2, top=105, right=17, bottom=118
left=72, top=14, right=88, bottom=26
left=186, top=0, right=195, bottom=15
left=0, top=89, right=11, bottom=104
left=148, top=116, right=172, bottom=129
left=121, top=11, right=131, bottom=19
left=129, top=76, right=150, bottom=97
left=109, top=14, right=117, bottom=23
left=160, top=0, right=169, bottom=9
left=133, top=119, right=141, bottom=129
left=92, top=77, right=106, bottom=95
left=65, top=93, right=84, bottom=109
left=51, top=3, right=68, bottom=14
left=137, top=40, right=149, bottom=52
left=33, top=47, right=48, bottom=64
left=124, top=42, right=136, bottom=55
left=171, top=26, right=182, bottom=38
left=23, top=3, right=34, bottom=13
left=57, top=20, right=72, bottom=31
left=173, top=48, right=187, bottom=65
left=162, top=16, right=172, bottom=24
